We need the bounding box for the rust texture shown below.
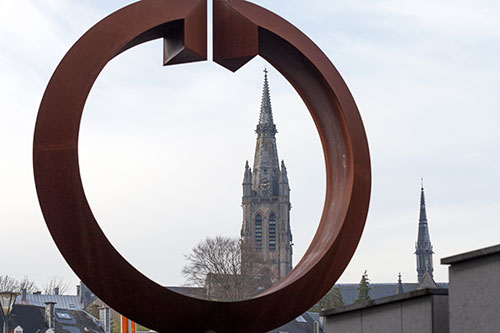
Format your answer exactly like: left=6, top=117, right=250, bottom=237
left=33, top=0, right=371, bottom=332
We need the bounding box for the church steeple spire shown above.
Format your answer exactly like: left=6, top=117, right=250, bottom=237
left=415, top=179, right=434, bottom=282
left=256, top=68, right=277, bottom=137
left=241, top=69, right=293, bottom=282
left=252, top=69, right=280, bottom=194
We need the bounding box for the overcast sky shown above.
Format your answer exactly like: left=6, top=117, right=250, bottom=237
left=1, top=0, right=500, bottom=295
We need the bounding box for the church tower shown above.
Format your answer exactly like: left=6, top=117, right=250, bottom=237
left=415, top=179, right=434, bottom=283
left=241, top=69, right=293, bottom=282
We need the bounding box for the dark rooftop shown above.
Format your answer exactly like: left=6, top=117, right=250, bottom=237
left=268, top=312, right=322, bottom=333
left=0, top=304, right=104, bottom=333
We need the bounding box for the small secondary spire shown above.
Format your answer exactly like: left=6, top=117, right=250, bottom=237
left=416, top=180, right=434, bottom=283
left=397, top=273, right=404, bottom=294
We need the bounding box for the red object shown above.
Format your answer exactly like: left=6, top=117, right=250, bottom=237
left=33, top=0, right=371, bottom=331
left=121, top=316, right=128, bottom=333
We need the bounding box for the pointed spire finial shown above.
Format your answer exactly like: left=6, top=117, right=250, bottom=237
left=421, top=177, right=424, bottom=190
left=419, top=180, right=427, bottom=217
left=397, top=272, right=404, bottom=294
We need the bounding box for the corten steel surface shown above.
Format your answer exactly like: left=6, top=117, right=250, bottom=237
left=33, top=0, right=371, bottom=332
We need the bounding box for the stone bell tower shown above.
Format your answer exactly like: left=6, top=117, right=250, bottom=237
left=241, top=69, right=293, bottom=282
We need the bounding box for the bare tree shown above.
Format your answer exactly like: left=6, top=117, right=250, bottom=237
left=182, top=236, right=273, bottom=301
left=18, top=276, right=38, bottom=293
left=0, top=275, right=19, bottom=292
left=0, top=275, right=38, bottom=293
left=183, top=236, right=242, bottom=301
left=43, top=276, right=70, bottom=295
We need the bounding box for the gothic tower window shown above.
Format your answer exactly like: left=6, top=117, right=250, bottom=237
left=255, top=214, right=263, bottom=249
left=269, top=214, right=276, bottom=250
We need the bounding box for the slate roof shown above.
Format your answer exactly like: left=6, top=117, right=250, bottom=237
left=333, top=282, right=448, bottom=305
left=268, top=312, right=322, bottom=333
left=15, top=282, right=96, bottom=311
left=1, top=304, right=47, bottom=333
left=16, top=294, right=84, bottom=310
left=0, top=304, right=104, bottom=333
left=56, top=308, right=103, bottom=333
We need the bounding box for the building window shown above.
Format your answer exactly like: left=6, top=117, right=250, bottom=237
left=255, top=214, right=263, bottom=249
left=269, top=214, right=276, bottom=250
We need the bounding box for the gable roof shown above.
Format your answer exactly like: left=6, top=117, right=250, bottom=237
left=418, top=272, right=438, bottom=289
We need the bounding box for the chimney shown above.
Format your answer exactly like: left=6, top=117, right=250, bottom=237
left=54, top=287, right=59, bottom=295
left=45, top=302, right=56, bottom=329
left=99, top=307, right=111, bottom=333
left=76, top=285, right=81, bottom=297
left=313, top=321, right=320, bottom=333
left=21, top=288, right=27, bottom=302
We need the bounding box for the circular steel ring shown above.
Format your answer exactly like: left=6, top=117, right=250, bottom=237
left=33, top=0, right=371, bottom=332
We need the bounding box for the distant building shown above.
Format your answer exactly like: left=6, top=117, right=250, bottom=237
left=322, top=244, right=500, bottom=332
left=12, top=282, right=113, bottom=332
left=16, top=282, right=96, bottom=310
left=0, top=303, right=104, bottom=333
left=327, top=182, right=444, bottom=306
left=241, top=69, right=293, bottom=282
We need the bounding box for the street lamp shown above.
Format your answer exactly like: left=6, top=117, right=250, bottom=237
left=0, top=291, right=20, bottom=333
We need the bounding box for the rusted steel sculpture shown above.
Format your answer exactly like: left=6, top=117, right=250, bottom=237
left=33, top=0, right=371, bottom=331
